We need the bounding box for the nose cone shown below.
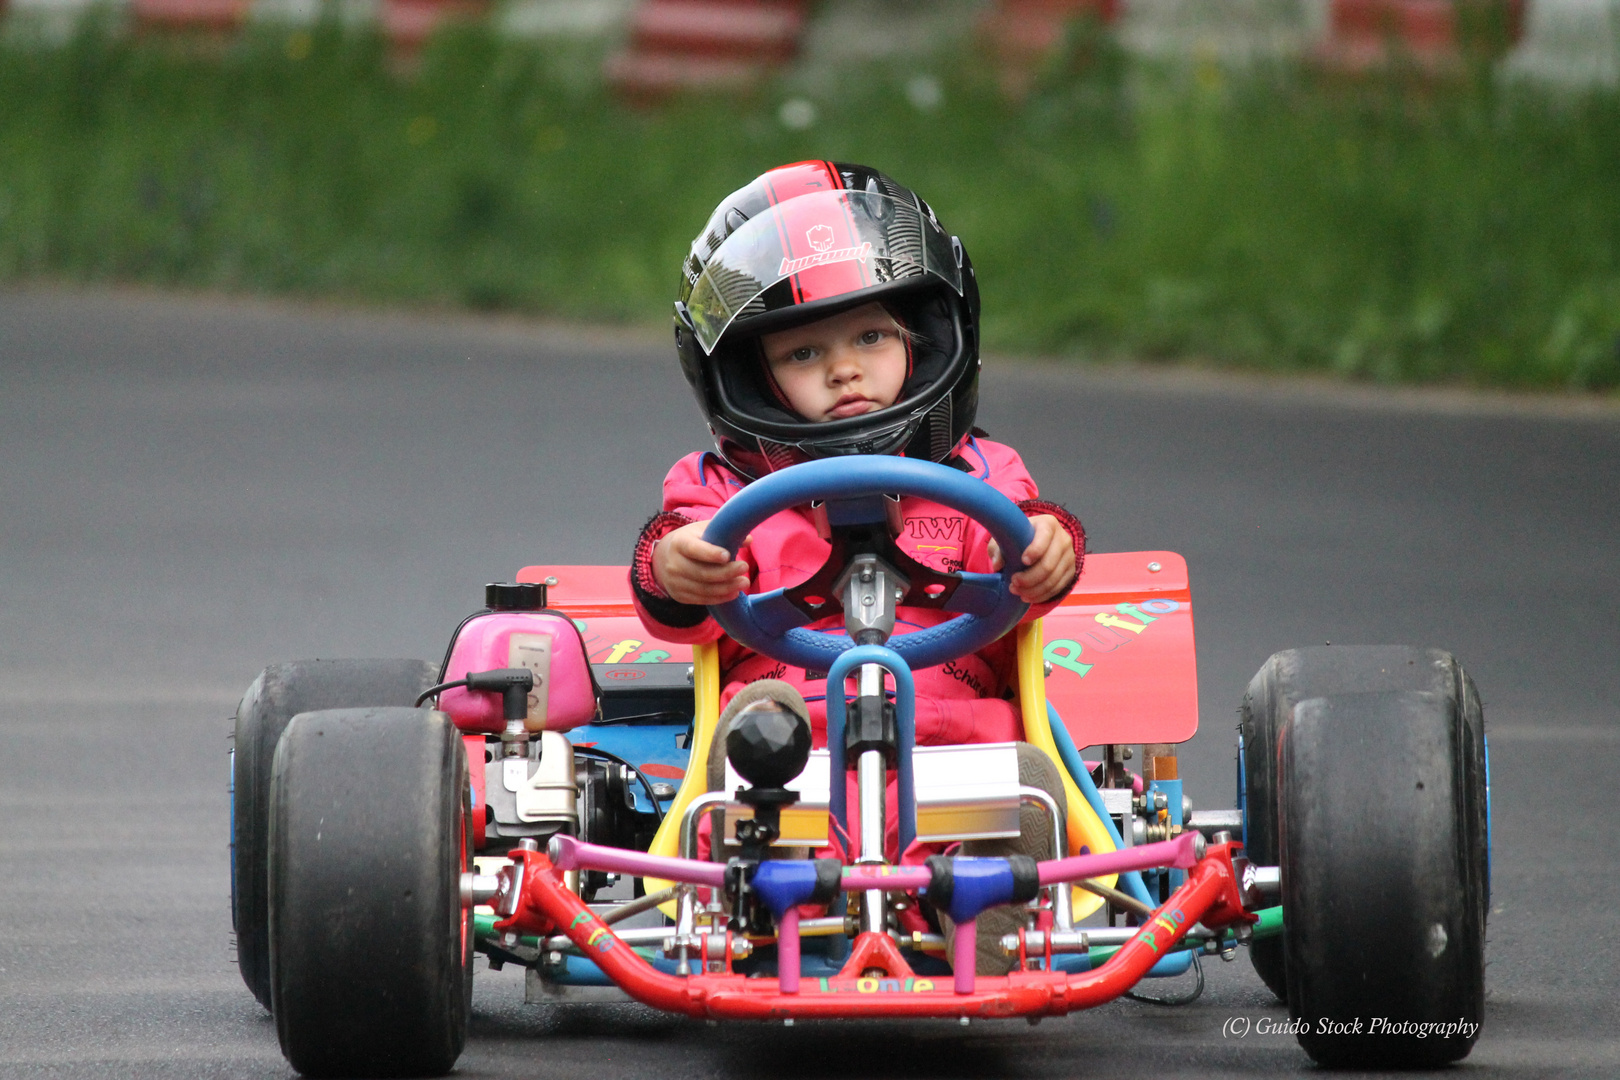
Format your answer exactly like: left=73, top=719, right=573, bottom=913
left=726, top=700, right=812, bottom=789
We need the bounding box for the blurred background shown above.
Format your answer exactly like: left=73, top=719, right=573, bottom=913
left=4, top=6, right=1620, bottom=1076
left=3, top=0, right=1620, bottom=390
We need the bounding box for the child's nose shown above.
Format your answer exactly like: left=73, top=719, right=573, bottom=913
left=828, top=348, right=862, bottom=382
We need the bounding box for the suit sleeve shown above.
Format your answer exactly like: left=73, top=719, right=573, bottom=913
left=628, top=454, right=735, bottom=643
left=961, top=439, right=1086, bottom=620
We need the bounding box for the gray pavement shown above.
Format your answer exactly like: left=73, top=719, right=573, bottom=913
left=1, top=286, right=1617, bottom=1077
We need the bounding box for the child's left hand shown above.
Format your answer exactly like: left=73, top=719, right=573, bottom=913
left=987, top=514, right=1076, bottom=604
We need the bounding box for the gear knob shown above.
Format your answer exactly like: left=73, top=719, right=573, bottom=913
left=727, top=699, right=811, bottom=789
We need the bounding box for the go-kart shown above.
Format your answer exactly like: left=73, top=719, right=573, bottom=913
left=229, top=456, right=1488, bottom=1078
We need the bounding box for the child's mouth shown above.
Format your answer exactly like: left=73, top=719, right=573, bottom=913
left=828, top=394, right=874, bottom=418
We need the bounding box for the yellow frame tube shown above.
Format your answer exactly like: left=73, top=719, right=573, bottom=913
left=643, top=623, right=1116, bottom=921
left=1015, top=619, right=1115, bottom=920
left=645, top=640, right=722, bottom=912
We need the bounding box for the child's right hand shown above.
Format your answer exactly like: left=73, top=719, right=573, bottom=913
left=652, top=520, right=752, bottom=606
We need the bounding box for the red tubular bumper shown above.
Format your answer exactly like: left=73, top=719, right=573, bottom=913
left=495, top=843, right=1255, bottom=1021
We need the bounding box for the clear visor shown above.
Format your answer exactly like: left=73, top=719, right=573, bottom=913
left=686, top=190, right=963, bottom=355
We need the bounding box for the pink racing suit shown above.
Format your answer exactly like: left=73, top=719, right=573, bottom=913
left=629, top=438, right=1086, bottom=903
left=628, top=436, right=1086, bottom=747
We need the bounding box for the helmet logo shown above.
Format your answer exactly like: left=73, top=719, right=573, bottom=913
left=778, top=224, right=873, bottom=277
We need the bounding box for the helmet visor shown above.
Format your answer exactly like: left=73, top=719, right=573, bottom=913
left=686, top=189, right=963, bottom=355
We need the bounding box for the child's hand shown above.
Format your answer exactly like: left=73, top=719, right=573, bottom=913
left=653, top=520, right=752, bottom=607
left=988, top=514, right=1076, bottom=604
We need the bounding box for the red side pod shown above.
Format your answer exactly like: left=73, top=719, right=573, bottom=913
left=463, top=734, right=488, bottom=849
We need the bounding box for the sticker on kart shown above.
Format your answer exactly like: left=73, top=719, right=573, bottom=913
left=1040, top=551, right=1198, bottom=747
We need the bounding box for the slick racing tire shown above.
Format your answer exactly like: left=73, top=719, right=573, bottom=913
left=1238, top=645, right=1486, bottom=1002
left=269, top=707, right=473, bottom=1078
left=232, top=659, right=435, bottom=1010
left=1279, top=685, right=1487, bottom=1068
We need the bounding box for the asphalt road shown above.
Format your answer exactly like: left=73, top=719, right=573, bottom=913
left=2, top=287, right=1617, bottom=1078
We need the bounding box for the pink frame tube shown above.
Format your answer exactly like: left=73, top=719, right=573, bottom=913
left=1038, top=831, right=1202, bottom=887
left=548, top=835, right=729, bottom=888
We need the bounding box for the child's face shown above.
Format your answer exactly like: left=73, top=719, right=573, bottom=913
left=760, top=303, right=908, bottom=422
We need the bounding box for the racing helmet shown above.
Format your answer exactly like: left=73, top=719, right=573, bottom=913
left=673, top=161, right=982, bottom=479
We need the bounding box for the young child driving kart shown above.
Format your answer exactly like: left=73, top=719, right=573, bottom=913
left=630, top=161, right=1086, bottom=973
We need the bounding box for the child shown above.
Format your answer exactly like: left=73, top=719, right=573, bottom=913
left=630, top=162, right=1085, bottom=972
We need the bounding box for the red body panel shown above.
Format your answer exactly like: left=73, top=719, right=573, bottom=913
left=464, top=734, right=487, bottom=848
left=520, top=556, right=1199, bottom=746
left=1040, top=551, right=1198, bottom=747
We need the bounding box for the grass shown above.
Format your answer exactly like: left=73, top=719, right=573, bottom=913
left=2, top=15, right=1619, bottom=389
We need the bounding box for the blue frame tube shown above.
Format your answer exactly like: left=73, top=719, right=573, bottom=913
left=824, top=644, right=917, bottom=855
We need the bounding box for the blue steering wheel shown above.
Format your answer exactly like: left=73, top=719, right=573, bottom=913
left=702, top=456, right=1034, bottom=672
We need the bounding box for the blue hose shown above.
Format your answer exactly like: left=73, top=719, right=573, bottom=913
left=1044, top=701, right=1156, bottom=909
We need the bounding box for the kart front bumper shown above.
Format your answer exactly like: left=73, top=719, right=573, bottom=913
left=490, top=841, right=1255, bottom=1021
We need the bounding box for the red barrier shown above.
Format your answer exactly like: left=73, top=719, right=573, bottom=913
left=128, top=0, right=488, bottom=54
left=605, top=0, right=809, bottom=99
left=980, top=0, right=1120, bottom=96
left=1318, top=0, right=1526, bottom=72
left=130, top=0, right=251, bottom=34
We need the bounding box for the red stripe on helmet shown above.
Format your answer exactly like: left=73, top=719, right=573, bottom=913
left=763, top=162, right=844, bottom=304
left=760, top=160, right=844, bottom=204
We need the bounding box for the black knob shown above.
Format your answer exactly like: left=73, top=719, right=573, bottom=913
left=727, top=701, right=811, bottom=789
left=485, top=582, right=547, bottom=611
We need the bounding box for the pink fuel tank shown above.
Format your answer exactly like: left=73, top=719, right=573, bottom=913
left=439, top=611, right=599, bottom=734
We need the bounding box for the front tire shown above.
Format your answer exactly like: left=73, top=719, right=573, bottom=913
left=1279, top=687, right=1486, bottom=1068
left=1239, top=645, right=1486, bottom=1001
left=232, top=659, right=435, bottom=1009
left=269, top=707, right=472, bottom=1078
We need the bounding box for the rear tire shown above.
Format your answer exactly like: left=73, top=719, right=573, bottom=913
left=1280, top=688, right=1486, bottom=1068
left=1238, top=645, right=1485, bottom=1002
left=269, top=707, right=472, bottom=1078
left=232, top=659, right=435, bottom=1009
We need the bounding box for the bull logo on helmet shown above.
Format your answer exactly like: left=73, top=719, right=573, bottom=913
left=806, top=224, right=834, bottom=252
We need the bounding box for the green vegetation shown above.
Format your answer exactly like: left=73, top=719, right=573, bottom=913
left=3, top=17, right=1619, bottom=388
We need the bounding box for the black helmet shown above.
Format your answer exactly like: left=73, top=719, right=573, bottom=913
left=673, top=161, right=981, bottom=479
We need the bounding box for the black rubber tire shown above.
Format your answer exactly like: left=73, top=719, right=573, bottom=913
left=269, top=706, right=472, bottom=1078
left=1279, top=688, right=1486, bottom=1068
left=232, top=659, right=435, bottom=1010
left=1238, top=645, right=1485, bottom=1002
